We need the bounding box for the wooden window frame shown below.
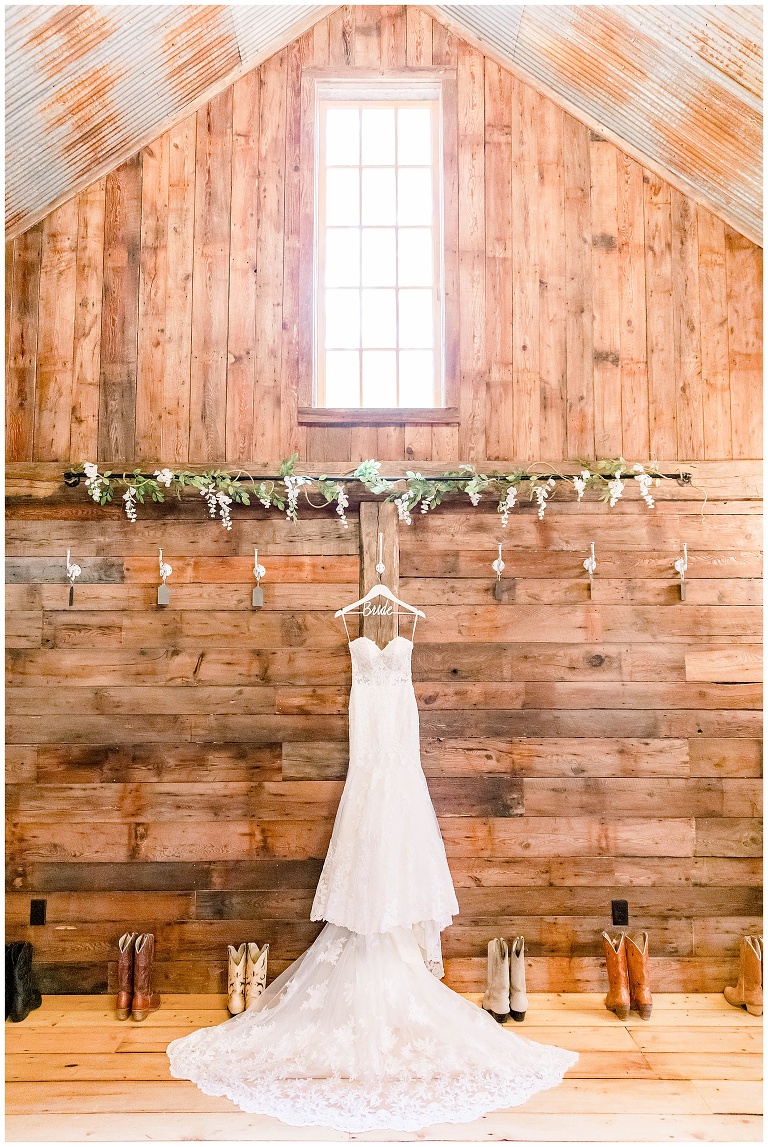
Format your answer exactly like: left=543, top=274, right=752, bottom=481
left=298, top=67, right=459, bottom=426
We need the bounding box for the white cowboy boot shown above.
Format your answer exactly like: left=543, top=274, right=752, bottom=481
left=481, top=938, right=510, bottom=1022
left=227, top=944, right=246, bottom=1015
left=509, top=935, right=528, bottom=1022
left=245, top=943, right=269, bottom=1009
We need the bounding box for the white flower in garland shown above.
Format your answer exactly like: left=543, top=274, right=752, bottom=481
left=572, top=469, right=590, bottom=501
left=122, top=486, right=138, bottom=522
left=394, top=493, right=413, bottom=525
left=607, top=475, right=625, bottom=507
left=83, top=461, right=104, bottom=502
left=200, top=483, right=219, bottom=519
left=420, top=499, right=429, bottom=514
left=153, top=468, right=174, bottom=487
left=284, top=474, right=311, bottom=522
left=467, top=491, right=481, bottom=507
left=335, top=483, right=349, bottom=529
left=498, top=486, right=517, bottom=527
left=533, top=478, right=556, bottom=520
left=633, top=464, right=655, bottom=509
left=216, top=490, right=233, bottom=530
left=257, top=483, right=272, bottom=511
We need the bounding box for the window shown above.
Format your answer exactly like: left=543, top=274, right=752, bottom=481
left=298, top=72, right=457, bottom=422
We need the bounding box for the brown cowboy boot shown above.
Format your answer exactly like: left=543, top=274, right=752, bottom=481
left=602, top=931, right=630, bottom=1020
left=724, top=936, right=763, bottom=1016
left=625, top=931, right=653, bottom=1020
left=116, top=932, right=137, bottom=1020
left=131, top=934, right=161, bottom=1021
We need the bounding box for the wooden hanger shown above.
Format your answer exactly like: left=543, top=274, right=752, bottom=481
left=334, top=582, right=425, bottom=619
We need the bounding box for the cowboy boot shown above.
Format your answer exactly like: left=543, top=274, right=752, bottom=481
left=116, top=932, right=137, bottom=1020
left=602, top=931, right=631, bottom=1020
left=131, top=934, right=161, bottom=1021
left=245, top=942, right=269, bottom=1010
left=228, top=944, right=246, bottom=1015
left=724, top=936, right=763, bottom=1016
left=625, top=931, right=653, bottom=1020
left=509, top=936, right=528, bottom=1022
left=482, top=938, right=510, bottom=1022
left=5, top=942, right=42, bottom=1023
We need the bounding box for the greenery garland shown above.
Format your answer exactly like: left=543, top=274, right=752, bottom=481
left=77, top=457, right=668, bottom=530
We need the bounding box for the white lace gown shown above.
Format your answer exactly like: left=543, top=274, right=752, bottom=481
left=167, top=634, right=578, bottom=1132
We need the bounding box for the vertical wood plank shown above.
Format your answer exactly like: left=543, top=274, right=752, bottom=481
left=406, top=7, right=432, bottom=65
left=135, top=136, right=169, bottom=462
left=6, top=223, right=43, bottom=462
left=457, top=43, right=486, bottom=461
left=189, top=91, right=232, bottom=464
left=590, top=137, right=622, bottom=457
left=431, top=21, right=459, bottom=462
left=404, top=425, right=433, bottom=462
left=618, top=154, right=649, bottom=459
left=697, top=207, right=732, bottom=460
left=329, top=6, right=355, bottom=68
left=671, top=190, right=704, bottom=459
left=227, top=70, right=260, bottom=464
left=312, top=15, right=330, bottom=64
left=511, top=79, right=539, bottom=459
left=381, top=5, right=406, bottom=67
left=163, top=116, right=196, bottom=464
left=36, top=198, right=79, bottom=461
left=70, top=179, right=106, bottom=463
left=359, top=500, right=399, bottom=647
left=484, top=60, right=514, bottom=462
left=643, top=172, right=677, bottom=459
left=538, top=97, right=567, bottom=459
left=98, top=155, right=142, bottom=464
left=353, top=4, right=381, bottom=66
left=253, top=53, right=287, bottom=464
left=564, top=117, right=594, bottom=458
left=376, top=425, right=404, bottom=461
left=725, top=228, right=762, bottom=459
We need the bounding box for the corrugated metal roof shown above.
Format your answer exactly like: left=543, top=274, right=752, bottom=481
left=430, top=4, right=762, bottom=244
left=5, top=4, right=329, bottom=238
left=6, top=4, right=763, bottom=243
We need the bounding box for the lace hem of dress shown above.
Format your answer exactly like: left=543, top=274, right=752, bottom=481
left=166, top=1051, right=579, bottom=1133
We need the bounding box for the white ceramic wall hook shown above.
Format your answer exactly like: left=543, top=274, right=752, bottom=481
left=583, top=542, right=597, bottom=598
left=375, top=532, right=386, bottom=582
left=252, top=546, right=266, bottom=608
left=158, top=548, right=172, bottom=606
left=66, top=549, right=81, bottom=607
left=674, top=543, right=688, bottom=601
left=492, top=542, right=506, bottom=602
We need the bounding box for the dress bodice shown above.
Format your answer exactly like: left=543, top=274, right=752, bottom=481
left=349, top=635, right=413, bottom=686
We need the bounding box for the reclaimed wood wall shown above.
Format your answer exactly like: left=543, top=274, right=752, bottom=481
left=5, top=5, right=763, bottom=468
left=5, top=467, right=762, bottom=993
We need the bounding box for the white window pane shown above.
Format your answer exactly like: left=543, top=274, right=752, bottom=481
left=398, top=168, right=432, bottom=226
left=362, top=168, right=396, bottom=225
left=398, top=106, right=432, bottom=165
left=326, top=289, right=360, bottom=348
left=325, top=350, right=360, bottom=406
left=399, top=289, right=434, bottom=348
left=325, top=229, right=360, bottom=287
left=326, top=169, right=359, bottom=226
left=399, top=350, right=435, bottom=406
left=361, top=107, right=395, bottom=165
left=361, top=289, right=397, bottom=348
left=325, top=108, right=359, bottom=165
left=398, top=228, right=433, bottom=286
left=362, top=350, right=397, bottom=406
left=361, top=228, right=396, bottom=287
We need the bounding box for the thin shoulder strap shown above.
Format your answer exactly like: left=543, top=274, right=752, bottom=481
left=411, top=611, right=418, bottom=641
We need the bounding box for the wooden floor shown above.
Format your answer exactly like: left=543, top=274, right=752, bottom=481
left=6, top=993, right=762, bottom=1142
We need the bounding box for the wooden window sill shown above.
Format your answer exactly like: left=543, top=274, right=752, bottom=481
left=298, top=407, right=460, bottom=426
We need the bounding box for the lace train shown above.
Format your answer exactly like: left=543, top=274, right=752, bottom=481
left=168, top=923, right=578, bottom=1133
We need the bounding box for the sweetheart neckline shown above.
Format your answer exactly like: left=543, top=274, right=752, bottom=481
left=349, top=635, right=413, bottom=652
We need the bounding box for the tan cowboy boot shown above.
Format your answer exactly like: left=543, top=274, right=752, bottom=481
left=116, top=932, right=137, bottom=1020
left=245, top=942, right=269, bottom=1009
left=724, top=936, right=763, bottom=1016
left=509, top=936, right=528, bottom=1022
left=625, top=931, right=653, bottom=1020
left=131, top=934, right=161, bottom=1021
left=228, top=943, right=246, bottom=1015
left=482, top=938, right=510, bottom=1022
left=602, top=931, right=631, bottom=1020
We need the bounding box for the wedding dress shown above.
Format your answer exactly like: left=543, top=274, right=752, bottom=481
left=167, top=633, right=578, bottom=1132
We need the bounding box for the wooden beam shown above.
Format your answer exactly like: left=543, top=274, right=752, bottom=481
left=358, top=500, right=399, bottom=646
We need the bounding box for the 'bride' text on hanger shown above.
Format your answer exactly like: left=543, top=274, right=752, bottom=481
left=361, top=601, right=393, bottom=616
